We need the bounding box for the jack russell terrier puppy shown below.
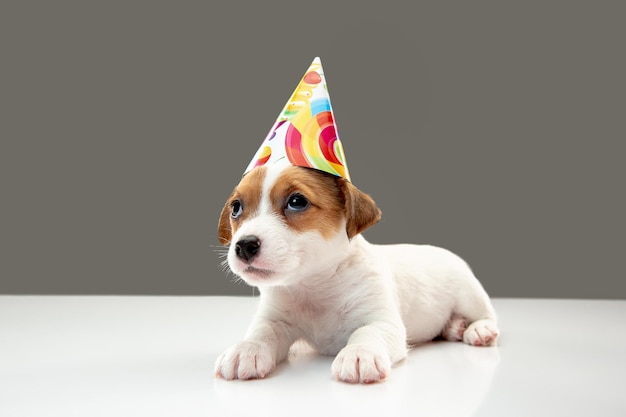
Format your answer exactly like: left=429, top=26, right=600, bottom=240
left=214, top=159, right=499, bottom=384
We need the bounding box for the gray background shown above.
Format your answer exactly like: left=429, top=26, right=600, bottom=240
left=2, top=1, right=624, bottom=298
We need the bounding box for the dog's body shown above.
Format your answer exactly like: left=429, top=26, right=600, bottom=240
left=215, top=161, right=499, bottom=383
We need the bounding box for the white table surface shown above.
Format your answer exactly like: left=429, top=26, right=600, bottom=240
left=1, top=296, right=625, bottom=417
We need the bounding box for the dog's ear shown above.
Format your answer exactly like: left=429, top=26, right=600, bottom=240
left=338, top=179, right=382, bottom=239
left=217, top=197, right=233, bottom=246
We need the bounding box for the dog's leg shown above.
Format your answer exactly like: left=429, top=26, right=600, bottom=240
left=441, top=314, right=468, bottom=342
left=331, top=320, right=407, bottom=384
left=442, top=314, right=498, bottom=346
left=215, top=318, right=298, bottom=380
left=455, top=285, right=500, bottom=347
left=463, top=318, right=499, bottom=346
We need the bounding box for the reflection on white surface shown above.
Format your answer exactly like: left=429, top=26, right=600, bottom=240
left=1, top=297, right=625, bottom=417
left=214, top=342, right=500, bottom=416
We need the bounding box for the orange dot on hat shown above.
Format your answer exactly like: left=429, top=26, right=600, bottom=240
left=303, top=71, right=322, bottom=85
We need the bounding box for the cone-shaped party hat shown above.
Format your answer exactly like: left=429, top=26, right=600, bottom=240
left=244, top=57, right=350, bottom=181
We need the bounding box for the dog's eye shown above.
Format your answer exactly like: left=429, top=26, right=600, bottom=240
left=230, top=200, right=243, bottom=218
left=286, top=193, right=309, bottom=211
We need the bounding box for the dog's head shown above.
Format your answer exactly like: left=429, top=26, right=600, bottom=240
left=218, top=162, right=381, bottom=287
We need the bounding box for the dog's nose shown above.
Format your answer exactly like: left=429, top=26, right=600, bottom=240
left=235, top=236, right=261, bottom=262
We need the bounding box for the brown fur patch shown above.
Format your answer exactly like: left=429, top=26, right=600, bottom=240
left=337, top=178, right=382, bottom=238
left=217, top=167, right=267, bottom=245
left=269, top=166, right=345, bottom=239
left=217, top=165, right=382, bottom=245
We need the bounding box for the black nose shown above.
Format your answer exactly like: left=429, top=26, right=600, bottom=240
left=235, top=236, right=261, bottom=262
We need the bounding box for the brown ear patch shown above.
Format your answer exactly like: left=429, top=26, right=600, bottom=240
left=338, top=179, right=382, bottom=238
left=217, top=197, right=234, bottom=245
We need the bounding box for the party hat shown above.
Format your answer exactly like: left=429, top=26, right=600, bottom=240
left=244, top=57, right=351, bottom=181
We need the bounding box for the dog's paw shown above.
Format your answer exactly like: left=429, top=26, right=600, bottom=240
left=214, top=341, right=275, bottom=380
left=463, top=319, right=499, bottom=347
left=442, top=314, right=468, bottom=341
left=332, top=345, right=391, bottom=384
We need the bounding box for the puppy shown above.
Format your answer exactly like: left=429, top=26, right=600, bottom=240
left=214, top=160, right=499, bottom=383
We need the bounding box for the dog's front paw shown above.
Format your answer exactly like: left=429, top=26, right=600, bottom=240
left=332, top=345, right=391, bottom=384
left=463, top=319, right=500, bottom=347
left=215, top=341, right=276, bottom=380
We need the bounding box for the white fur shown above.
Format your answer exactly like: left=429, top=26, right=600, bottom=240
left=215, top=163, right=499, bottom=383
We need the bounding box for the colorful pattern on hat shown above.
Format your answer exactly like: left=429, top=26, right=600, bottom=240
left=244, top=57, right=351, bottom=181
